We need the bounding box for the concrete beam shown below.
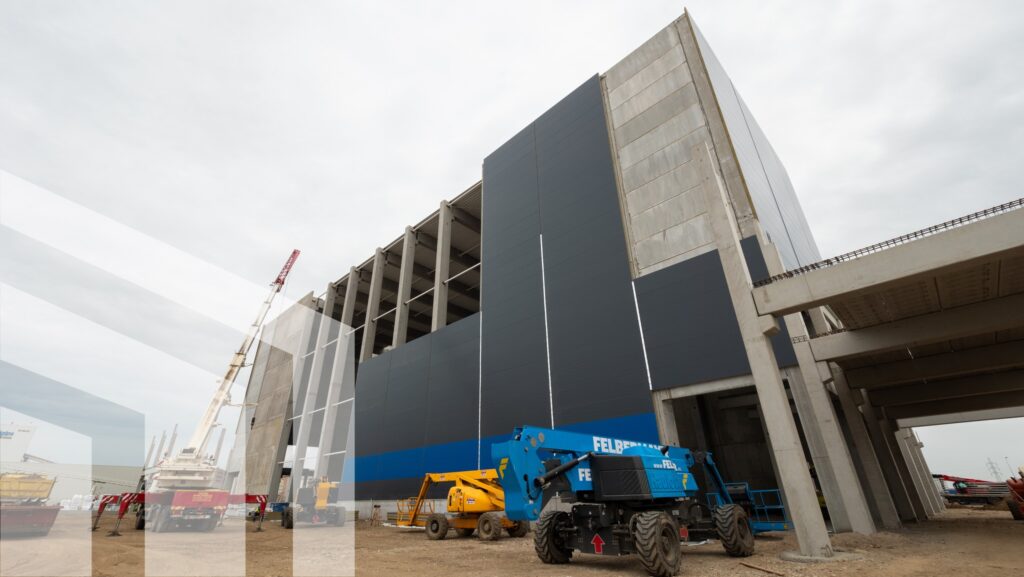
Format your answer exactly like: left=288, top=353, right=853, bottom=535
left=898, top=406, right=1024, bottom=428
left=360, top=249, right=385, bottom=361
left=451, top=206, right=481, bottom=234
left=752, top=208, right=1024, bottom=316
left=883, top=390, right=1024, bottom=421
left=432, top=202, right=453, bottom=331
left=695, top=143, right=833, bottom=558
left=868, top=370, right=1024, bottom=407
left=392, top=227, right=416, bottom=348
left=846, top=340, right=1024, bottom=389
left=416, top=230, right=478, bottom=270
left=809, top=292, right=1024, bottom=361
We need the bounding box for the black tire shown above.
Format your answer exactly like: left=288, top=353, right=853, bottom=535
left=282, top=507, right=294, bottom=530
left=506, top=520, right=530, bottom=538
left=476, top=512, right=503, bottom=541
left=714, top=504, right=754, bottom=557
left=134, top=511, right=145, bottom=531
left=534, top=510, right=573, bottom=565
left=455, top=528, right=475, bottom=538
left=425, top=513, right=449, bottom=540
left=633, top=511, right=682, bottom=577
left=333, top=506, right=347, bottom=527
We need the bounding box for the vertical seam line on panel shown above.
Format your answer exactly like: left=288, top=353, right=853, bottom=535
left=539, top=234, right=555, bottom=428
left=477, top=311, right=483, bottom=469
left=630, top=281, right=654, bottom=390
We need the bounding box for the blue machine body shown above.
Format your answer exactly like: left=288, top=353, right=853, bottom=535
left=493, top=426, right=705, bottom=521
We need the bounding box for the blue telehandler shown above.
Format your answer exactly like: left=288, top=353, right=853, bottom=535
left=493, top=426, right=759, bottom=577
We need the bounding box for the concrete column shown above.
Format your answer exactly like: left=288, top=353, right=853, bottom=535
left=340, top=266, right=359, bottom=328
left=902, top=430, right=942, bottom=514
left=909, top=431, right=945, bottom=511
left=651, top=391, right=681, bottom=447
left=859, top=392, right=919, bottom=521
left=831, top=366, right=902, bottom=530
left=392, top=227, right=416, bottom=348
left=360, top=248, right=385, bottom=361
left=694, top=143, right=833, bottom=558
left=880, top=418, right=929, bottom=520
left=896, top=430, right=937, bottom=518
left=432, top=201, right=453, bottom=331
left=757, top=242, right=873, bottom=533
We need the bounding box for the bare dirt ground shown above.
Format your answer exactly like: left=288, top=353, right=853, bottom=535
left=11, top=507, right=1020, bottom=576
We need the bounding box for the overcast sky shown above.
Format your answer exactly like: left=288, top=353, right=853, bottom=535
left=1, top=1, right=1021, bottom=480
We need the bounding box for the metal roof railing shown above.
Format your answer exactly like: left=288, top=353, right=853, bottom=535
left=753, top=197, right=1024, bottom=287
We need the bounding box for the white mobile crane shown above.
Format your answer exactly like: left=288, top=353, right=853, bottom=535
left=148, top=249, right=301, bottom=490
left=93, top=251, right=299, bottom=535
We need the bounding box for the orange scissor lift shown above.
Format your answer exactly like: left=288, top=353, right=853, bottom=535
left=394, top=469, right=529, bottom=541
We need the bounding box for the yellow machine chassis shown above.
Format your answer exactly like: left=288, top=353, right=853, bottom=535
left=394, top=469, right=515, bottom=529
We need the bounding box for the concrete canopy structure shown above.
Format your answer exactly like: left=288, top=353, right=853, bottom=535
left=751, top=198, right=1024, bottom=523
left=229, top=9, right=1024, bottom=558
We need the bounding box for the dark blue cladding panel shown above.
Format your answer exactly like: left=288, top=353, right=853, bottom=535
left=481, top=110, right=550, bottom=438
left=534, top=76, right=652, bottom=425
left=354, top=314, right=481, bottom=496
left=635, top=237, right=796, bottom=390
left=481, top=74, right=655, bottom=440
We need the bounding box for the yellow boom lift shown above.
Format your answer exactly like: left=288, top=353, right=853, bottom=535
left=395, top=469, right=529, bottom=540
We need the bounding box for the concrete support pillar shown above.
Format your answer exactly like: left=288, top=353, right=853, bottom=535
left=830, top=366, right=902, bottom=530
left=432, top=202, right=453, bottom=331
left=392, top=227, right=417, bottom=348
left=360, top=248, right=384, bottom=362
left=896, top=430, right=937, bottom=518
left=652, top=391, right=681, bottom=447
left=859, top=392, right=919, bottom=521
left=880, top=417, right=929, bottom=520
left=695, top=143, right=833, bottom=558
left=908, top=431, right=945, bottom=512
left=340, top=266, right=359, bottom=328
left=900, top=430, right=942, bottom=515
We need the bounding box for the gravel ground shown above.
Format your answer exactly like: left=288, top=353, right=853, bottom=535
left=12, top=506, right=1020, bottom=576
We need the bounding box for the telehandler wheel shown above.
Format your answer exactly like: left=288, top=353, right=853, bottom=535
left=455, top=528, right=475, bottom=538
left=134, top=511, right=145, bottom=531
left=534, top=510, right=573, bottom=564
left=633, top=511, right=682, bottom=577
left=282, top=507, right=294, bottom=530
left=714, top=504, right=754, bottom=557
left=506, top=520, right=530, bottom=538
left=425, top=513, right=449, bottom=540
left=476, top=512, right=503, bottom=541
left=333, top=506, right=347, bottom=527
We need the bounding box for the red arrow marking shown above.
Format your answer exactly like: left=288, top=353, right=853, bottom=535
left=591, top=533, right=606, bottom=554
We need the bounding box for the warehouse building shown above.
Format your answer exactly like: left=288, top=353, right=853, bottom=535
left=228, top=9, right=1024, bottom=558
